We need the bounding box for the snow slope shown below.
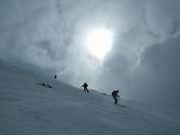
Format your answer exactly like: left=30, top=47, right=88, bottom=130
left=0, top=60, right=180, bottom=135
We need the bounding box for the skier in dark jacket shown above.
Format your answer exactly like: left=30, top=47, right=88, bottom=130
left=111, top=90, right=119, bottom=104
left=81, top=82, right=89, bottom=92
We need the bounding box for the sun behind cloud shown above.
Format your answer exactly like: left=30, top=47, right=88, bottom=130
left=86, top=27, right=113, bottom=60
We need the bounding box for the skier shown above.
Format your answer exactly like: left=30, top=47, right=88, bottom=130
left=54, top=75, right=57, bottom=79
left=81, top=82, right=89, bottom=92
left=111, top=90, right=119, bottom=104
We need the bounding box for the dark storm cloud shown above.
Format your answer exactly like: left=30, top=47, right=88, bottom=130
left=0, top=0, right=180, bottom=104
left=125, top=35, right=180, bottom=104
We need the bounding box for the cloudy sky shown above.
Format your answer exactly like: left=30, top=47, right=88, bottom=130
left=0, top=0, right=180, bottom=104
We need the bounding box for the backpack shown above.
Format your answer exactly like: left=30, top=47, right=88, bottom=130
left=111, top=91, right=116, bottom=96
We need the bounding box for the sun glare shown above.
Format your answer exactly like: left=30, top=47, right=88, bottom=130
left=86, top=28, right=113, bottom=60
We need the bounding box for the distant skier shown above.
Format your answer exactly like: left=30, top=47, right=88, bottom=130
left=81, top=82, right=89, bottom=92
left=111, top=90, right=119, bottom=104
left=54, top=75, right=57, bottom=79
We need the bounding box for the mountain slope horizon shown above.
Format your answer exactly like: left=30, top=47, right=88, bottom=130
left=0, top=60, right=180, bottom=135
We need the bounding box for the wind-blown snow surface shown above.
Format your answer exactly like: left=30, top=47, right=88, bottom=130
left=0, top=60, right=180, bottom=135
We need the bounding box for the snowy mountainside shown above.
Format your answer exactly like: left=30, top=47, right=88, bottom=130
left=0, top=60, right=180, bottom=135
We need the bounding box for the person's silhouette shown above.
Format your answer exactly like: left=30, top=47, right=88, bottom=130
left=81, top=82, right=89, bottom=92
left=111, top=90, right=119, bottom=104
